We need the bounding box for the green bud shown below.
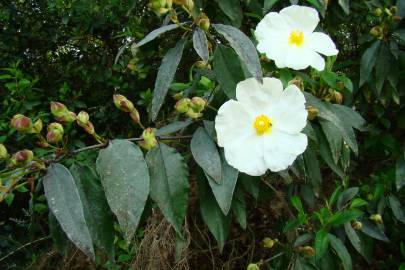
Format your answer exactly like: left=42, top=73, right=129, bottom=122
left=196, top=12, right=210, bottom=32
left=175, top=98, right=191, bottom=114
left=390, top=6, right=397, bottom=14
left=11, top=114, right=33, bottom=132
left=370, top=214, right=383, bottom=224
left=50, top=102, right=69, bottom=118
left=384, top=8, right=392, bottom=16
left=373, top=8, right=382, bottom=17
left=30, top=119, right=43, bottom=134
left=186, top=108, right=202, bottom=119
left=172, top=92, right=184, bottom=101
left=129, top=109, right=141, bottom=124
left=352, top=221, right=363, bottom=230
left=297, top=246, right=315, bottom=257
left=47, top=123, right=64, bottom=144
left=57, top=111, right=77, bottom=124
left=262, top=237, right=275, bottom=249
left=247, top=263, right=260, bottom=270
left=190, top=97, right=207, bottom=112
left=138, top=128, right=158, bottom=150
left=195, top=61, right=211, bottom=69
left=77, top=111, right=90, bottom=127
left=148, top=0, right=172, bottom=15
left=83, top=121, right=95, bottom=135
left=306, top=106, right=318, bottom=121
left=113, top=94, right=135, bottom=113
left=370, top=26, right=383, bottom=39
left=0, top=143, right=8, bottom=159
left=11, top=149, right=34, bottom=166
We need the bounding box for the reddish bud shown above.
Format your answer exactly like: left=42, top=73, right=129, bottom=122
left=11, top=114, right=33, bottom=132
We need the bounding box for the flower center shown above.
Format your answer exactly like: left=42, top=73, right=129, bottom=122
left=253, top=115, right=272, bottom=135
left=289, top=31, right=304, bottom=47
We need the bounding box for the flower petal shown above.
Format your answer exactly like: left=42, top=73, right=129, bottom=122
left=236, top=77, right=284, bottom=113
left=215, top=100, right=253, bottom=147
left=280, top=5, right=319, bottom=33
left=271, top=85, right=307, bottom=134
left=264, top=131, right=308, bottom=172
left=309, top=51, right=326, bottom=71
left=224, top=134, right=267, bottom=176
left=308, top=32, right=339, bottom=56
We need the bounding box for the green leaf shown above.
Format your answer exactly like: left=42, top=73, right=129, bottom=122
left=240, top=174, right=260, bottom=200
left=359, top=219, right=389, bottom=242
left=303, top=145, right=322, bottom=195
left=136, top=24, right=184, bottom=47
left=151, top=38, right=186, bottom=121
left=294, top=233, right=313, bottom=247
left=328, top=234, right=352, bottom=270
left=375, top=44, right=391, bottom=96
left=70, top=164, right=115, bottom=259
left=344, top=223, right=372, bottom=262
left=43, top=163, right=95, bottom=260
left=193, top=28, right=209, bottom=63
left=337, top=187, right=359, bottom=210
left=49, top=212, right=68, bottom=255
left=212, top=44, right=245, bottom=99
left=232, top=184, right=247, bottom=229
left=338, top=0, right=350, bottom=15
left=212, top=24, right=263, bottom=82
left=96, top=139, right=150, bottom=243
left=396, top=153, right=405, bottom=190
left=204, top=151, right=239, bottom=215
left=264, top=0, right=281, bottom=13
left=190, top=127, right=222, bottom=184
left=156, top=119, right=193, bottom=136
left=359, top=41, right=381, bottom=87
left=291, top=195, right=304, bottom=213
left=349, top=198, right=368, bottom=209
left=319, top=120, right=343, bottom=164
left=145, top=143, right=189, bottom=234
left=315, top=230, right=329, bottom=261
left=197, top=169, right=231, bottom=252
left=388, top=195, right=405, bottom=224
left=327, top=209, right=362, bottom=227
left=218, top=0, right=243, bottom=27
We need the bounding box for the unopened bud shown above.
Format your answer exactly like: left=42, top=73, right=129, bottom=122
left=113, top=94, right=135, bottom=113
left=195, top=61, right=211, bottom=69
left=262, top=237, right=275, bottom=249
left=0, top=144, right=8, bottom=159
left=190, top=97, right=207, bottom=112
left=173, top=92, right=184, bottom=101
left=370, top=214, right=383, bottom=224
left=288, top=76, right=304, bottom=91
left=296, top=246, right=315, bottom=257
left=47, top=123, right=64, bottom=144
left=374, top=8, right=382, bottom=17
left=352, top=221, right=363, bottom=230
left=30, top=119, right=43, bottom=134
left=11, top=149, right=34, bottom=166
left=186, top=108, right=203, bottom=119
left=77, top=111, right=90, bottom=126
left=50, top=102, right=69, bottom=118
left=11, top=114, right=33, bottom=132
left=148, top=0, right=172, bottom=16
left=246, top=263, right=260, bottom=270
left=139, top=128, right=158, bottom=150
left=173, top=0, right=193, bottom=11
left=57, top=111, right=77, bottom=124
left=333, top=91, right=343, bottom=104
left=129, top=109, right=141, bottom=124
left=390, top=6, right=397, bottom=14
left=83, top=121, right=95, bottom=135
left=196, top=13, right=210, bottom=32
left=175, top=98, right=191, bottom=114
left=370, top=26, right=383, bottom=39
left=306, top=106, right=318, bottom=121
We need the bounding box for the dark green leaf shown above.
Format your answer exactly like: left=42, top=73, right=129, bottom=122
left=388, top=195, right=405, bottom=224
left=319, top=120, right=343, bottom=164
left=218, top=0, right=243, bottom=27
left=375, top=44, right=391, bottom=96
left=396, top=153, right=405, bottom=190
left=70, top=164, right=115, bottom=259
left=193, top=28, right=209, bottom=63
left=303, top=146, right=322, bottom=195
left=96, top=140, right=150, bottom=243
left=337, top=187, right=359, bottom=210
left=232, top=184, right=247, bottom=229
left=240, top=174, right=260, bottom=200
left=344, top=223, right=372, bottom=262
left=156, top=119, right=193, bottom=136
left=315, top=230, right=329, bottom=261
left=349, top=198, right=368, bottom=209
left=338, top=0, right=350, bottom=14
left=264, top=0, right=281, bottom=13
left=359, top=41, right=381, bottom=86
left=328, top=234, right=352, bottom=270
left=294, top=233, right=313, bottom=247
left=151, top=38, right=186, bottom=121
left=136, top=24, right=184, bottom=47
left=146, top=143, right=189, bottom=234
left=327, top=210, right=362, bottom=227
left=43, top=163, right=95, bottom=260
left=212, top=24, right=262, bottom=82
left=360, top=219, right=390, bottom=242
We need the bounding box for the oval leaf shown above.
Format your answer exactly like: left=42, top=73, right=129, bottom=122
left=151, top=38, right=186, bottom=121
left=96, top=139, right=150, bottom=243
left=136, top=23, right=184, bottom=47
left=191, top=127, right=222, bottom=183
left=146, top=143, right=189, bottom=234
left=212, top=24, right=262, bottom=82
left=328, top=233, right=352, bottom=270
left=193, top=28, right=209, bottom=63
left=43, top=163, right=95, bottom=260
left=344, top=223, right=372, bottom=262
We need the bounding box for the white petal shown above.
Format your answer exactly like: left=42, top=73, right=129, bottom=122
left=215, top=100, right=253, bottom=147
left=308, top=32, right=339, bottom=56
left=224, top=134, right=267, bottom=176
left=255, top=12, right=291, bottom=40
left=271, top=85, right=308, bottom=134
left=283, top=47, right=312, bottom=70
left=280, top=5, right=319, bottom=33
left=236, top=77, right=283, bottom=113
left=309, top=51, right=326, bottom=71
left=264, top=131, right=308, bottom=172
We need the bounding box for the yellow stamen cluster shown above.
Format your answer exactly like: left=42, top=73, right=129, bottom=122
left=253, top=115, right=272, bottom=135
left=289, top=31, right=304, bottom=47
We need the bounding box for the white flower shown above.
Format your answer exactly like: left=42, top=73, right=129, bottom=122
left=215, top=77, right=308, bottom=176
left=255, top=5, right=338, bottom=71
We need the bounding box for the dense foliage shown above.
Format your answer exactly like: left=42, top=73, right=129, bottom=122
left=0, top=0, right=404, bottom=269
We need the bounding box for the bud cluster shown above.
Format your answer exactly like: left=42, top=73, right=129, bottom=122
left=175, top=97, right=207, bottom=119
left=9, top=149, right=34, bottom=167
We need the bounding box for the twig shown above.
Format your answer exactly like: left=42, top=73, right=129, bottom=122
left=0, top=236, right=50, bottom=262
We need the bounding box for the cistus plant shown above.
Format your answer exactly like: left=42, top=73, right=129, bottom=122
left=0, top=0, right=404, bottom=269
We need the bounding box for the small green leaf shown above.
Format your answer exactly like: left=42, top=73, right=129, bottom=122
left=327, top=210, right=362, bottom=227
left=388, top=195, right=405, bottom=224
left=294, top=233, right=313, bottom=248
left=151, top=38, right=186, bottom=121
left=193, top=28, right=209, bottom=63
left=291, top=195, right=304, bottom=213
left=319, top=120, right=343, bottom=164
left=146, top=143, right=190, bottom=234
left=349, top=198, right=368, bottom=209
left=328, top=234, right=352, bottom=270
left=315, top=230, right=329, bottom=261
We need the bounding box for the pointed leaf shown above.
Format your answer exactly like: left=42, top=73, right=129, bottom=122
left=319, top=120, right=343, bottom=164
left=43, top=163, right=95, bottom=260
left=315, top=230, right=329, bottom=261
left=156, top=119, right=193, bottom=136
left=146, top=143, right=189, bottom=234
left=232, top=184, right=247, bottom=229
left=328, top=234, right=352, bottom=270
left=193, top=28, right=209, bottom=63
left=151, top=38, right=186, bottom=121
left=303, top=145, right=322, bottom=195
left=344, top=223, right=372, bottom=262
left=136, top=23, right=184, bottom=47
left=388, top=195, right=405, bottom=224
left=218, top=0, right=243, bottom=27
left=337, top=187, right=359, bottom=210
left=96, top=140, right=150, bottom=243
left=360, top=41, right=381, bottom=86
left=360, top=219, right=390, bottom=242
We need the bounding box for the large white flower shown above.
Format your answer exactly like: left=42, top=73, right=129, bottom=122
left=215, top=77, right=308, bottom=176
left=255, top=5, right=338, bottom=71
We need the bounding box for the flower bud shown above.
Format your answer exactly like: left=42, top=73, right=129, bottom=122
left=0, top=143, right=8, bottom=159
left=195, top=61, right=211, bottom=69
left=172, top=92, right=184, bottom=101
left=129, top=109, right=141, bottom=124
left=175, top=98, right=191, bottom=114
left=306, top=106, right=318, bottom=121
left=30, top=119, right=43, bottom=134
left=47, top=123, right=64, bottom=144
left=173, top=0, right=193, bottom=11
left=50, top=102, right=69, bottom=118
left=333, top=91, right=343, bottom=104
left=77, top=111, right=90, bottom=126
left=262, top=237, right=275, bottom=249
left=186, top=108, right=203, bottom=119
left=11, top=114, right=33, bottom=132
left=390, top=6, right=397, bottom=14
left=352, top=221, right=363, bottom=230
left=196, top=13, right=210, bottom=32
left=57, top=111, right=77, bottom=124
left=113, top=94, right=135, bottom=113
left=246, top=263, right=260, bottom=270
left=370, top=26, right=383, bottom=39
left=83, top=121, right=95, bottom=135
left=139, top=128, right=158, bottom=150
left=296, top=246, right=315, bottom=257
left=288, top=76, right=304, bottom=91
left=12, top=149, right=34, bottom=165
left=373, top=8, right=382, bottom=17
left=370, top=214, right=383, bottom=224
left=384, top=8, right=392, bottom=16
left=190, top=97, right=207, bottom=112
left=336, top=81, right=345, bottom=91
left=148, top=0, right=172, bottom=16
